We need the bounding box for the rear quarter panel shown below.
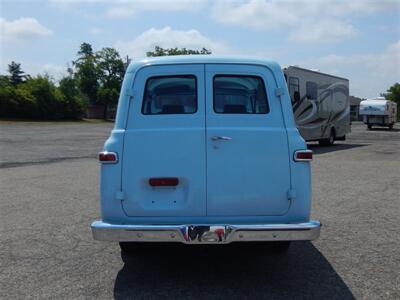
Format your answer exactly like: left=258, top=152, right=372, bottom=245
left=99, top=73, right=133, bottom=223
left=273, top=67, right=312, bottom=222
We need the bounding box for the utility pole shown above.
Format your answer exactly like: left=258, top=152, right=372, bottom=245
left=125, top=55, right=131, bottom=70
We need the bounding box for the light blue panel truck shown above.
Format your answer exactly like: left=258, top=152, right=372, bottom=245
left=91, top=56, right=321, bottom=254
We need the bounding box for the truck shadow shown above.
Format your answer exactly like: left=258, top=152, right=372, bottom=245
left=368, top=128, right=400, bottom=132
left=308, top=143, right=366, bottom=155
left=113, top=242, right=355, bottom=300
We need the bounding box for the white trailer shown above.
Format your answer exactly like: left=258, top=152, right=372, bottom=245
left=359, top=97, right=397, bottom=130
left=283, top=66, right=350, bottom=146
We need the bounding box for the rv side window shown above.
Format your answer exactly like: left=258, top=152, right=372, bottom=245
left=213, top=75, right=269, bottom=114
left=142, top=75, right=197, bottom=115
left=288, top=77, right=299, bottom=103
left=306, top=81, right=318, bottom=99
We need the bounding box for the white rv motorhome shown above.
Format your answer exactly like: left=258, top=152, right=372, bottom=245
left=359, top=97, right=397, bottom=129
left=283, top=66, right=350, bottom=145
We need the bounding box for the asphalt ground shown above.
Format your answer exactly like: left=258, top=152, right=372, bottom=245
left=0, top=121, right=399, bottom=299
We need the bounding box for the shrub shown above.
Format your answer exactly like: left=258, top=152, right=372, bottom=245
left=58, top=76, right=88, bottom=119
left=0, top=75, right=87, bottom=120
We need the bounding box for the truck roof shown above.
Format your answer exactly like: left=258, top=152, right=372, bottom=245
left=126, top=55, right=282, bottom=74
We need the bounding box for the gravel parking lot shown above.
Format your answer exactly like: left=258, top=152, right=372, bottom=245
left=1, top=121, right=399, bottom=299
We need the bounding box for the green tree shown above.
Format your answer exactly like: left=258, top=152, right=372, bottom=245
left=7, top=61, right=26, bottom=85
left=146, top=46, right=212, bottom=57
left=10, top=84, right=37, bottom=118
left=23, top=75, right=65, bottom=119
left=0, top=73, right=86, bottom=120
left=0, top=75, right=16, bottom=117
left=382, top=83, right=400, bottom=121
left=96, top=47, right=125, bottom=119
left=0, top=73, right=37, bottom=118
left=0, top=75, right=10, bottom=87
left=58, top=75, right=87, bottom=119
left=0, top=75, right=64, bottom=119
left=73, top=42, right=99, bottom=105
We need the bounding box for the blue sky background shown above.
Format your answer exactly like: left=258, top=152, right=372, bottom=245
left=1, top=0, right=399, bottom=98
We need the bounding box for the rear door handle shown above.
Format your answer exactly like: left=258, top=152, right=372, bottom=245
left=211, top=136, right=232, bottom=141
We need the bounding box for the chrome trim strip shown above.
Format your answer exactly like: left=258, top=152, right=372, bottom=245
left=91, top=220, right=321, bottom=244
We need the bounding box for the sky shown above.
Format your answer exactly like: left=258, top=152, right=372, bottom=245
left=1, top=0, right=399, bottom=98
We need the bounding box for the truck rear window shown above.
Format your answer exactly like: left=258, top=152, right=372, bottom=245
left=213, top=75, right=269, bottom=114
left=142, top=75, right=197, bottom=115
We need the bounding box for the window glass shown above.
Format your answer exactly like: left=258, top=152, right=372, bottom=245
left=306, top=81, right=318, bottom=99
left=142, top=75, right=197, bottom=115
left=213, top=75, right=269, bottom=114
left=288, top=77, right=299, bottom=103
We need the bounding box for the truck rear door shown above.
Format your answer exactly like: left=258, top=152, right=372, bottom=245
left=205, top=64, right=291, bottom=216
left=122, top=65, right=206, bottom=217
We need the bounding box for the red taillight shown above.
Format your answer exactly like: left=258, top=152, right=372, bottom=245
left=98, top=151, right=118, bottom=163
left=294, top=150, right=313, bottom=161
left=149, top=177, right=179, bottom=187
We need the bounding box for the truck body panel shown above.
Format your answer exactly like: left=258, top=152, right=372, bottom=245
left=92, top=56, right=320, bottom=244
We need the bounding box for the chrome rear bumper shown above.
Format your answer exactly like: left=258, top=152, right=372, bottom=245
left=91, top=220, right=321, bottom=244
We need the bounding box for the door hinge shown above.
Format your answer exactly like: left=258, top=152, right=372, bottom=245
left=275, top=87, right=284, bottom=98
left=116, top=191, right=125, bottom=201
left=287, top=189, right=297, bottom=200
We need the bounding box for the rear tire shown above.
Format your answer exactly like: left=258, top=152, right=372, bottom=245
left=367, top=124, right=372, bottom=129
left=388, top=124, right=393, bottom=130
left=119, top=242, right=145, bottom=253
left=270, top=241, right=291, bottom=254
left=119, top=242, right=179, bottom=254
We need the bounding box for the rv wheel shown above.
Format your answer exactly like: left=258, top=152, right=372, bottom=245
left=319, top=128, right=335, bottom=146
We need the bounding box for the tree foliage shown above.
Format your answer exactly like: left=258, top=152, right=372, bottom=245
left=383, top=82, right=400, bottom=120
left=71, top=43, right=126, bottom=118
left=0, top=75, right=85, bottom=119
left=58, top=75, right=88, bottom=119
left=73, top=43, right=99, bottom=105
left=0, top=42, right=213, bottom=120
left=8, top=61, right=27, bottom=85
left=96, top=47, right=125, bottom=118
left=146, top=46, right=212, bottom=57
